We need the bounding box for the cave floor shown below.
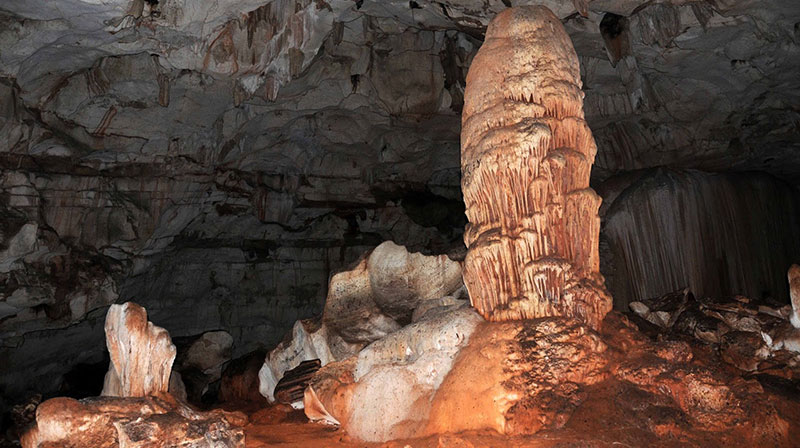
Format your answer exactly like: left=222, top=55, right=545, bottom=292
left=235, top=315, right=800, bottom=448
left=238, top=372, right=800, bottom=448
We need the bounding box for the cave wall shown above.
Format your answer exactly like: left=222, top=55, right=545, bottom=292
left=600, top=169, right=800, bottom=309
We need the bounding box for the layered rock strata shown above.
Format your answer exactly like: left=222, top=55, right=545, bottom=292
left=460, top=6, right=611, bottom=328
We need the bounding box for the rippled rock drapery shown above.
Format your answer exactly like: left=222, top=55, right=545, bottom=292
left=460, top=6, right=611, bottom=328
left=101, top=302, right=176, bottom=398
left=600, top=169, right=800, bottom=309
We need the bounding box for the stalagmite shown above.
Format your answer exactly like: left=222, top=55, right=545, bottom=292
left=460, top=6, right=611, bottom=328
left=101, top=302, right=177, bottom=398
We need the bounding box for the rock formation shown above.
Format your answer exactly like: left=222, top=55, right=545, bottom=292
left=303, top=306, right=484, bottom=442
left=258, top=241, right=464, bottom=402
left=21, top=393, right=245, bottom=448
left=601, top=169, right=800, bottom=309
left=460, top=6, right=611, bottom=328
left=101, top=302, right=177, bottom=398
left=789, top=264, right=800, bottom=329
left=3, top=0, right=800, bottom=413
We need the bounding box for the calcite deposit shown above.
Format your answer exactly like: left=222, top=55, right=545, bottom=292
left=460, top=6, right=611, bottom=328
left=101, top=302, right=177, bottom=398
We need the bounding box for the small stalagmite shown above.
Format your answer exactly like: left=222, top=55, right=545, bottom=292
left=101, top=302, right=177, bottom=397
left=460, top=6, right=612, bottom=328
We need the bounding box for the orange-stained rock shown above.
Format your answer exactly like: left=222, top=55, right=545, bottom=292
left=101, top=302, right=177, bottom=398
left=21, top=393, right=246, bottom=448
left=425, top=318, right=609, bottom=436
left=460, top=6, right=611, bottom=328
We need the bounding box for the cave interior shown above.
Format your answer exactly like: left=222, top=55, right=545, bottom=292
left=1, top=0, right=800, bottom=446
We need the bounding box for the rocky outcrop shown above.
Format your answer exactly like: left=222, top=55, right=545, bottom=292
left=601, top=169, right=800, bottom=309
left=21, top=393, right=246, bottom=448
left=101, top=302, right=176, bottom=398
left=460, top=6, right=611, bottom=328
left=303, top=306, right=483, bottom=442
left=258, top=241, right=464, bottom=403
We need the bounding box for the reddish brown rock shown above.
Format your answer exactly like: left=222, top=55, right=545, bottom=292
left=460, top=6, right=611, bottom=328
left=426, top=318, right=609, bottom=436
left=21, top=393, right=246, bottom=448
left=101, top=302, right=177, bottom=398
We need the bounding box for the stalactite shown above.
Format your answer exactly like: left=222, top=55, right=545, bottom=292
left=461, top=6, right=611, bottom=329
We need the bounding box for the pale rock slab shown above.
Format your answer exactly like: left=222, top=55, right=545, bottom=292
left=101, top=302, right=177, bottom=398
left=182, top=330, right=234, bottom=380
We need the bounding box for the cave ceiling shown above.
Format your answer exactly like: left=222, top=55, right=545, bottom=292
left=1, top=0, right=799, bottom=186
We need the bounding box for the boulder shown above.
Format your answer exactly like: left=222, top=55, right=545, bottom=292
left=219, top=351, right=269, bottom=404
left=426, top=318, right=609, bottom=436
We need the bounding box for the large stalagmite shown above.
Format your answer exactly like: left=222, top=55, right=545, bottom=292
left=461, top=6, right=611, bottom=328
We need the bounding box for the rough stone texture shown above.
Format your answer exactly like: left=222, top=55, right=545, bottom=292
left=426, top=318, right=609, bottom=436
left=258, top=319, right=341, bottom=403
left=600, top=169, right=800, bottom=309
left=219, top=350, right=269, bottom=404
left=181, top=331, right=234, bottom=379
left=101, top=302, right=177, bottom=398
left=304, top=307, right=483, bottom=442
left=460, top=6, right=611, bottom=328
left=417, top=313, right=792, bottom=446
left=789, top=264, right=800, bottom=329
left=20, top=393, right=246, bottom=448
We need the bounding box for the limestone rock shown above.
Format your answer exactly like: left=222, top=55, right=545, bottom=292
left=304, top=307, right=483, bottom=442
left=172, top=330, right=233, bottom=402
left=219, top=351, right=269, bottom=404
left=460, top=6, right=611, bottom=328
left=274, top=359, right=321, bottom=406
left=21, top=393, right=245, bottom=448
left=260, top=241, right=463, bottom=402
left=258, top=319, right=340, bottom=403
left=324, top=241, right=464, bottom=343
left=101, top=302, right=177, bottom=398
left=789, top=264, right=800, bottom=329
left=181, top=331, right=233, bottom=379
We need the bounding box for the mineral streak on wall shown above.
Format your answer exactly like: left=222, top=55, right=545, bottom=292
left=460, top=6, right=612, bottom=329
